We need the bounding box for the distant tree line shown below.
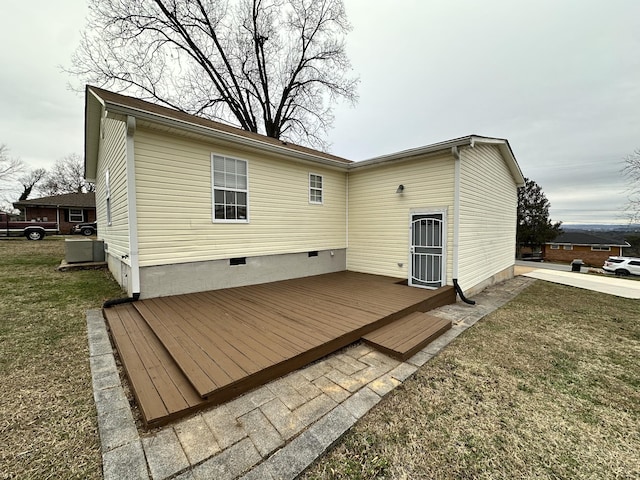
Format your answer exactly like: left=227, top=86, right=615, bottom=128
left=0, top=145, right=93, bottom=212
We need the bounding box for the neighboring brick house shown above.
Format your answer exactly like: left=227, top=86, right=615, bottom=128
left=13, top=193, right=96, bottom=235
left=543, top=232, right=630, bottom=266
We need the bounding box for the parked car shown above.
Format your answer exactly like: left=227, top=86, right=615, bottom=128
left=0, top=211, right=58, bottom=240
left=602, top=256, right=640, bottom=276
left=72, top=221, right=97, bottom=236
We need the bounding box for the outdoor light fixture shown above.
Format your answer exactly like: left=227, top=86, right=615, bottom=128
left=396, top=184, right=405, bottom=194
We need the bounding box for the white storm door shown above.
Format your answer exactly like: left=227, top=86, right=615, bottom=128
left=409, top=213, right=445, bottom=289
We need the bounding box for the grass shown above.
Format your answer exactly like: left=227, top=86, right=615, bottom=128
left=0, top=237, right=123, bottom=480
left=302, top=280, right=640, bottom=479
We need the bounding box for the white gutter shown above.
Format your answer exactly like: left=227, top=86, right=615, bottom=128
left=351, top=137, right=476, bottom=170
left=102, top=100, right=351, bottom=170
left=126, top=115, right=141, bottom=296
left=350, top=135, right=525, bottom=188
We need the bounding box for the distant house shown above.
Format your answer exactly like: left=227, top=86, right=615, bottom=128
left=543, top=232, right=630, bottom=266
left=84, top=86, right=525, bottom=299
left=13, top=192, right=96, bottom=235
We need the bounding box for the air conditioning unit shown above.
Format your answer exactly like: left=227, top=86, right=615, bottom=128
left=65, top=239, right=105, bottom=263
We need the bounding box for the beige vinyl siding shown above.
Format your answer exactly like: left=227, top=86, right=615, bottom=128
left=133, top=127, right=347, bottom=267
left=347, top=154, right=455, bottom=281
left=458, top=144, right=517, bottom=290
left=96, top=115, right=129, bottom=259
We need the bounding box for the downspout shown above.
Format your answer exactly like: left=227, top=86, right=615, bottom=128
left=451, top=145, right=475, bottom=305
left=103, top=294, right=140, bottom=308
left=103, top=115, right=141, bottom=308
left=126, top=115, right=141, bottom=298
left=345, top=173, right=349, bottom=250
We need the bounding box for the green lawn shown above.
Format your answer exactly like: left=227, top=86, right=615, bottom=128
left=0, top=238, right=123, bottom=480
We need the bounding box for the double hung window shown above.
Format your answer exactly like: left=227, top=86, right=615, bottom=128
left=69, top=209, right=84, bottom=222
left=309, top=173, right=323, bottom=204
left=105, top=168, right=112, bottom=226
left=212, top=155, right=248, bottom=222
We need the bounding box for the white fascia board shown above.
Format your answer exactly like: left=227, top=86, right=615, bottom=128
left=101, top=100, right=351, bottom=171
left=84, top=89, right=106, bottom=183
left=349, top=136, right=476, bottom=170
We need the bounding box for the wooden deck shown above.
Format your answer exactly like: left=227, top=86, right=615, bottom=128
left=104, top=271, right=456, bottom=427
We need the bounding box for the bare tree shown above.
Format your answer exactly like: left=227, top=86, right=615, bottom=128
left=18, top=168, right=47, bottom=201
left=69, top=0, right=358, bottom=149
left=0, top=144, right=25, bottom=193
left=623, top=148, right=640, bottom=223
left=39, top=154, right=95, bottom=196
left=0, top=145, right=27, bottom=213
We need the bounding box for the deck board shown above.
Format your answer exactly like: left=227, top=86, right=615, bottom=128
left=201, top=289, right=323, bottom=351
left=103, top=271, right=456, bottom=426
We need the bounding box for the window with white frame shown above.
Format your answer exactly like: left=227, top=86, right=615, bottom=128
left=591, top=246, right=611, bottom=251
left=105, top=168, right=112, bottom=226
left=212, top=154, right=248, bottom=221
left=550, top=244, right=559, bottom=249
left=563, top=245, right=573, bottom=250
left=69, top=209, right=84, bottom=222
left=309, top=173, right=323, bottom=204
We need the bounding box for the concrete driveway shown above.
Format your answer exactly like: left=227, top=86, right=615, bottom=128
left=515, top=261, right=640, bottom=299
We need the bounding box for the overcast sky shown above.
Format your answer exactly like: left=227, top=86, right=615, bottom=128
left=1, top=0, right=638, bottom=224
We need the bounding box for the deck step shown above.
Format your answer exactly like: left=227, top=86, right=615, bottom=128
left=362, top=312, right=452, bottom=361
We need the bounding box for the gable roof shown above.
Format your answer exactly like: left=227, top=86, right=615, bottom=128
left=85, top=86, right=352, bottom=181
left=352, top=135, right=525, bottom=185
left=84, top=86, right=524, bottom=186
left=13, top=192, right=96, bottom=209
left=548, top=232, right=630, bottom=248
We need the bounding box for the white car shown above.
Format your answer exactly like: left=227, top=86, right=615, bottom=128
left=602, top=256, right=640, bottom=276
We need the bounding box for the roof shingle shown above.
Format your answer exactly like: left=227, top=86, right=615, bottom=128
left=14, top=192, right=96, bottom=208
left=548, top=232, right=628, bottom=247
